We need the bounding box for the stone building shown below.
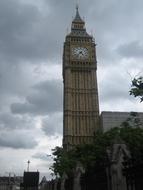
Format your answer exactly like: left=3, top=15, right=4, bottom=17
left=63, top=6, right=100, bottom=149
left=0, top=176, right=22, bottom=190
left=100, top=111, right=143, bottom=132
left=20, top=172, right=39, bottom=190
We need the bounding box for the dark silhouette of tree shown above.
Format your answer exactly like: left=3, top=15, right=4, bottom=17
left=51, top=113, right=143, bottom=177
left=130, top=77, right=143, bottom=102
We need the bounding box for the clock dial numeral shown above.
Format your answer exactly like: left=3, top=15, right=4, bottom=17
left=72, top=47, right=89, bottom=59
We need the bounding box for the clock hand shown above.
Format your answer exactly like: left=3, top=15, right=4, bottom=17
left=79, top=51, right=83, bottom=55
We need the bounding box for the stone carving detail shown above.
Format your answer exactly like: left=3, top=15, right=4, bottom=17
left=61, top=172, right=68, bottom=190
left=107, top=141, right=131, bottom=190
left=73, top=162, right=85, bottom=190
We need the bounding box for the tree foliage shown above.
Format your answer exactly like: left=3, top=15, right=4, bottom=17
left=130, top=77, right=143, bottom=102
left=51, top=113, right=143, bottom=177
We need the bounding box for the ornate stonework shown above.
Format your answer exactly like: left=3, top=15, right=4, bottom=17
left=63, top=7, right=99, bottom=149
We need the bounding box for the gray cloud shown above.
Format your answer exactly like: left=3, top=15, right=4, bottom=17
left=0, top=62, right=39, bottom=112
left=0, top=113, right=35, bottom=130
left=0, top=0, right=64, bottom=64
left=42, top=112, right=62, bottom=136
left=99, top=67, right=131, bottom=103
left=11, top=79, right=62, bottom=115
left=0, top=0, right=42, bottom=63
left=117, top=41, right=143, bottom=59
left=32, top=152, right=50, bottom=161
left=0, top=130, right=38, bottom=149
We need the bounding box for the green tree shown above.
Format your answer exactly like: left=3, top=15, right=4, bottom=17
left=51, top=113, right=143, bottom=177
left=130, top=77, right=143, bottom=102
left=51, top=146, right=77, bottom=177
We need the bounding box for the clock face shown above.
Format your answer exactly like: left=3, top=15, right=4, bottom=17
left=72, top=47, right=89, bottom=59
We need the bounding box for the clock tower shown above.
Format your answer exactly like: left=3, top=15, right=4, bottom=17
left=63, top=7, right=99, bottom=149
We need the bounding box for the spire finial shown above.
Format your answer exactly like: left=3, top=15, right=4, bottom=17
left=76, top=3, right=79, bottom=11
left=72, top=1, right=84, bottom=24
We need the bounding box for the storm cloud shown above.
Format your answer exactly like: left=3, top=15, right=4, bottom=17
left=0, top=113, right=35, bottom=130
left=117, top=41, right=143, bottom=59
left=42, top=112, right=63, bottom=136
left=32, top=152, right=50, bottom=161
left=0, top=129, right=38, bottom=149
left=11, top=79, right=62, bottom=115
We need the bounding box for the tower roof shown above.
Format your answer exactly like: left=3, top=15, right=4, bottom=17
left=67, top=6, right=91, bottom=38
left=72, top=5, right=84, bottom=23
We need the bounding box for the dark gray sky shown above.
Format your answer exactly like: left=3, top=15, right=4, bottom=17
left=0, top=0, right=142, bottom=179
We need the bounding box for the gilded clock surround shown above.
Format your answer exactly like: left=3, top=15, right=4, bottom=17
left=63, top=7, right=99, bottom=150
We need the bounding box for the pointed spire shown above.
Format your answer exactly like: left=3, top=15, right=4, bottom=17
left=73, top=5, right=84, bottom=23
left=69, top=5, right=91, bottom=37
left=76, top=3, right=78, bottom=11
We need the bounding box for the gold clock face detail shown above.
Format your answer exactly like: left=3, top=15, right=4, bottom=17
left=72, top=47, right=89, bottom=59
